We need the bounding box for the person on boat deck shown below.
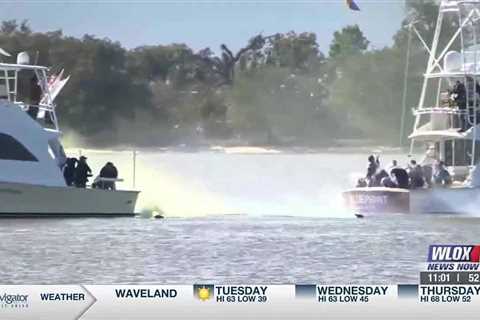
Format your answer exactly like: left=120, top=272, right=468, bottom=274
left=366, top=155, right=380, bottom=186
left=422, top=165, right=434, bottom=188
left=407, top=159, right=418, bottom=175
left=356, top=178, right=367, bottom=188
left=452, top=80, right=466, bottom=110
left=452, top=80, right=468, bottom=131
left=63, top=157, right=77, bottom=186
left=381, top=175, right=397, bottom=188
left=98, top=162, right=118, bottom=190
left=26, top=75, right=42, bottom=120
left=74, top=156, right=92, bottom=188
left=408, top=160, right=425, bottom=189
left=387, top=160, right=399, bottom=174
left=391, top=167, right=409, bottom=189
left=373, top=169, right=389, bottom=187
left=433, top=161, right=452, bottom=186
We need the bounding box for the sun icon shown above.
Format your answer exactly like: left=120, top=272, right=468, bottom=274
left=198, top=287, right=211, bottom=301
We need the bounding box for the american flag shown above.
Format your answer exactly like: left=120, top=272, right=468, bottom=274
left=346, top=0, right=360, bottom=11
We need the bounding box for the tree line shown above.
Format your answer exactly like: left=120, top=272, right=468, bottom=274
left=0, top=1, right=444, bottom=147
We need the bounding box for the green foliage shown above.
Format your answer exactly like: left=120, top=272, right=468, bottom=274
left=267, top=32, right=322, bottom=72
left=0, top=24, right=152, bottom=145
left=328, top=48, right=421, bottom=142
left=0, top=0, right=451, bottom=148
left=229, top=65, right=331, bottom=145
left=329, top=25, right=369, bottom=59
left=128, top=44, right=195, bottom=82
left=325, top=0, right=459, bottom=144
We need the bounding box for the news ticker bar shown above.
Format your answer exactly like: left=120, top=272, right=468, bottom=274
left=1, top=285, right=479, bottom=320
left=1, top=282, right=480, bottom=318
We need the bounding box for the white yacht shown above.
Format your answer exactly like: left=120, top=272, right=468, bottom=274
left=343, top=0, right=480, bottom=215
left=0, top=51, right=138, bottom=216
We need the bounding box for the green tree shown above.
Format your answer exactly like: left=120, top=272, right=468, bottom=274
left=328, top=48, right=411, bottom=142
left=266, top=31, right=323, bottom=72
left=0, top=20, right=18, bottom=35
left=329, top=25, right=369, bottom=59
left=199, top=34, right=267, bottom=86
left=0, top=5, right=454, bottom=148
left=229, top=65, right=333, bottom=145
left=127, top=44, right=195, bottom=82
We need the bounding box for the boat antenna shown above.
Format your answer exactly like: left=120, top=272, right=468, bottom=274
left=34, top=50, right=39, bottom=65
left=399, top=21, right=414, bottom=148
left=0, top=47, right=11, bottom=62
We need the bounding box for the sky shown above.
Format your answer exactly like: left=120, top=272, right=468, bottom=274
left=0, top=1, right=406, bottom=54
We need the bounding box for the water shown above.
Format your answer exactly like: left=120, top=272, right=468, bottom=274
left=1, top=151, right=479, bottom=284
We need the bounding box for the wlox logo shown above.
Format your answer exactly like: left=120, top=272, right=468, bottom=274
left=428, top=245, right=480, bottom=262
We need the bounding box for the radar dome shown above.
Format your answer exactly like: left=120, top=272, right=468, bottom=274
left=16, top=52, right=30, bottom=65
left=444, top=51, right=462, bottom=72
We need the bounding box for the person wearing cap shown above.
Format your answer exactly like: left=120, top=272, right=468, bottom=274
left=74, top=156, right=92, bottom=188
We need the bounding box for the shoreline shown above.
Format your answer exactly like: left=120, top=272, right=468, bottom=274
left=64, top=144, right=408, bottom=155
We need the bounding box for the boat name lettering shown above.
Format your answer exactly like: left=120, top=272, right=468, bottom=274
left=355, top=195, right=388, bottom=205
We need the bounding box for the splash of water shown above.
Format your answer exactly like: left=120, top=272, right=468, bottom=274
left=134, top=163, right=234, bottom=217
left=64, top=149, right=358, bottom=218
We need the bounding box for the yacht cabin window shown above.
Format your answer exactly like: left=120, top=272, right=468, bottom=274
left=444, top=139, right=480, bottom=166
left=0, top=133, right=38, bottom=162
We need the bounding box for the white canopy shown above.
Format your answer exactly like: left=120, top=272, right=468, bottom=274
left=444, top=47, right=480, bottom=74
left=409, top=129, right=464, bottom=141
left=409, top=123, right=480, bottom=141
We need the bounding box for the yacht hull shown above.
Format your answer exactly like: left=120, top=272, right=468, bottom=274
left=0, top=181, right=139, bottom=217
left=343, top=187, right=480, bottom=215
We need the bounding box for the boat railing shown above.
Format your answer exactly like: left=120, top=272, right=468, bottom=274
left=0, top=98, right=53, bottom=112
left=13, top=100, right=53, bottom=110
left=95, top=177, right=124, bottom=183
left=414, top=107, right=469, bottom=131
left=0, top=62, right=61, bottom=131
left=414, top=107, right=468, bottom=115
left=6, top=100, right=59, bottom=129
left=90, top=177, right=125, bottom=190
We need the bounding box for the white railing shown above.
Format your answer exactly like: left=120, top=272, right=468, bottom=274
left=414, top=107, right=468, bottom=115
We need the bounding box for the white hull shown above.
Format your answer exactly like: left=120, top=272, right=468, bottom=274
left=0, top=181, right=138, bottom=217
left=343, top=187, right=480, bottom=215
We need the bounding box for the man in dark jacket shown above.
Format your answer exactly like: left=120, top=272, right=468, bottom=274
left=453, top=80, right=466, bottom=109
left=99, top=162, right=118, bottom=190
left=74, top=156, right=92, bottom=188
left=408, top=160, right=425, bottom=189
left=26, top=76, right=42, bottom=119
left=63, top=157, right=77, bottom=186
left=391, top=167, right=410, bottom=189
